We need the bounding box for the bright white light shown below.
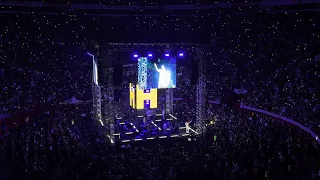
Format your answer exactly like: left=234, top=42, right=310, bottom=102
left=148, top=54, right=152, bottom=57
left=189, top=128, right=199, bottom=134
left=87, top=52, right=98, bottom=86
left=169, top=114, right=177, bottom=119
left=165, top=53, right=169, bottom=57
left=99, top=120, right=104, bottom=126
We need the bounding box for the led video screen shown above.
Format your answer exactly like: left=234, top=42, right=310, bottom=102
left=129, top=83, right=157, bottom=109
left=129, top=83, right=136, bottom=109
left=138, top=57, right=176, bottom=89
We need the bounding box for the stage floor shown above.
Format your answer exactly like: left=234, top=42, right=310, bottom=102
left=114, top=114, right=191, bottom=143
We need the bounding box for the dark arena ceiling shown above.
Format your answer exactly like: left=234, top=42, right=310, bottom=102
left=0, top=0, right=319, bottom=43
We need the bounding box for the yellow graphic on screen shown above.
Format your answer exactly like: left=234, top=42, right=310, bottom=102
left=129, top=83, right=136, bottom=109
left=129, top=83, right=157, bottom=109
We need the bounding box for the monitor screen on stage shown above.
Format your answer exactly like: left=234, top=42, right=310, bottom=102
left=138, top=57, right=176, bottom=89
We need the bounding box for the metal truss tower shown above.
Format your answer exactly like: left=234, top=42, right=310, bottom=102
left=88, top=53, right=103, bottom=128
left=166, top=88, right=173, bottom=115
left=195, top=47, right=207, bottom=135
left=106, top=68, right=115, bottom=143
left=103, top=50, right=115, bottom=143
left=93, top=84, right=103, bottom=125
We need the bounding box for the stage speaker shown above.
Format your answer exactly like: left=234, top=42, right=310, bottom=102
left=114, top=63, right=123, bottom=86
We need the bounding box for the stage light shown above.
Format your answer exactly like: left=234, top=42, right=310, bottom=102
left=148, top=54, right=153, bottom=57
left=179, top=53, right=184, bottom=57
left=169, top=114, right=177, bottom=119
left=165, top=53, right=170, bottom=57
left=133, top=54, right=138, bottom=58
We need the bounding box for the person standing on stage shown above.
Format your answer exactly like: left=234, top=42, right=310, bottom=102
left=185, top=119, right=192, bottom=133
left=162, top=107, right=165, bottom=120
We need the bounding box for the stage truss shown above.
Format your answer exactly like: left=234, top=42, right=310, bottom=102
left=92, top=84, right=102, bottom=126
left=103, top=52, right=115, bottom=143
left=195, top=47, right=207, bottom=135
left=89, top=53, right=103, bottom=129
left=166, top=88, right=173, bottom=114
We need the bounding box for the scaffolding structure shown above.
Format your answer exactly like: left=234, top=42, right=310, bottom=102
left=105, top=73, right=115, bottom=142
left=166, top=88, right=173, bottom=114
left=195, top=47, right=207, bottom=135
left=92, top=84, right=103, bottom=125
left=103, top=50, right=115, bottom=143
left=88, top=52, right=103, bottom=129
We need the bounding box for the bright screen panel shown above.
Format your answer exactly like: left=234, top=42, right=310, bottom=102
left=138, top=57, right=176, bottom=89
left=136, top=84, right=157, bottom=109
left=129, top=83, right=135, bottom=109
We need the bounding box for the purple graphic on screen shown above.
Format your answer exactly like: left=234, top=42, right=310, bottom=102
left=144, top=99, right=150, bottom=109
left=144, top=89, right=150, bottom=93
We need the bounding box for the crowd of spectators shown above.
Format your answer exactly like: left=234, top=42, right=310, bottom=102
left=203, top=13, right=320, bottom=128
left=1, top=105, right=319, bottom=179
left=1, top=7, right=320, bottom=180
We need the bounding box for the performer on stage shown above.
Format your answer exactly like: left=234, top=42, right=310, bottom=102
left=143, top=116, right=147, bottom=124
left=163, top=122, right=168, bottom=134
left=162, top=107, right=166, bottom=120
left=185, top=119, right=192, bottom=133
left=154, top=63, right=171, bottom=88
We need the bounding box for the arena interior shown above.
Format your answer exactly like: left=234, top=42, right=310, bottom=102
left=0, top=0, right=320, bottom=180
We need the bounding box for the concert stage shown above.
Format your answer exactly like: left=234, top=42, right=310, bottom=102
left=114, top=113, right=192, bottom=143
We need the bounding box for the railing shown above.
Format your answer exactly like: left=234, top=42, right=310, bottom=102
left=241, top=105, right=319, bottom=144
left=159, top=97, right=320, bottom=144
